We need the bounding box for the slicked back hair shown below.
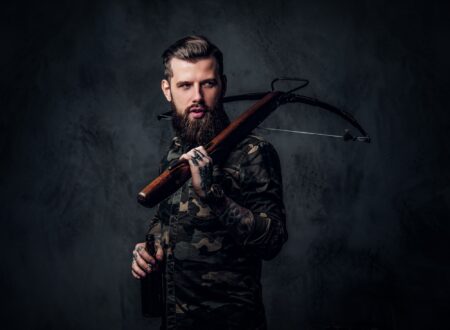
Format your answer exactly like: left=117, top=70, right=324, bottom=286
left=162, top=35, right=224, bottom=80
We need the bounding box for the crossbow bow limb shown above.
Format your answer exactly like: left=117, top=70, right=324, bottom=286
left=157, top=78, right=371, bottom=143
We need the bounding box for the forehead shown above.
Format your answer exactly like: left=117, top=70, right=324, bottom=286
left=169, top=57, right=219, bottom=81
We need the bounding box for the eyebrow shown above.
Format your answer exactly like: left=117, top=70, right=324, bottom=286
left=175, top=78, right=217, bottom=87
left=175, top=81, right=191, bottom=87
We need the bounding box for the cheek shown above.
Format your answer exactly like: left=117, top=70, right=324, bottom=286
left=172, top=101, right=185, bottom=116
left=205, top=89, right=222, bottom=105
left=171, top=92, right=188, bottom=109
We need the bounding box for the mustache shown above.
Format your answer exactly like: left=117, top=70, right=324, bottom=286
left=187, top=103, right=209, bottom=112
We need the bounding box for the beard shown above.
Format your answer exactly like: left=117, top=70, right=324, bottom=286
left=171, top=101, right=230, bottom=147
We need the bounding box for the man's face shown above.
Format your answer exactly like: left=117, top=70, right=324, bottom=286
left=161, top=56, right=226, bottom=122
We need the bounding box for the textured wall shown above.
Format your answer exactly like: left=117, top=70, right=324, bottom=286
left=2, top=0, right=449, bottom=329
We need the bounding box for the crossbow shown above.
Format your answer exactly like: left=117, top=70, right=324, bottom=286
left=138, top=78, right=370, bottom=207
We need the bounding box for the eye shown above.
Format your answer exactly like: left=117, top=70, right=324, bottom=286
left=202, top=80, right=217, bottom=88
left=178, top=83, right=191, bottom=90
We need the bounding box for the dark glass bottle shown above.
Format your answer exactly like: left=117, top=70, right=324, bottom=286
left=140, top=233, right=163, bottom=317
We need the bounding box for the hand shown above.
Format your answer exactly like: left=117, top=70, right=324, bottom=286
left=180, top=146, right=213, bottom=199
left=131, top=241, right=164, bottom=279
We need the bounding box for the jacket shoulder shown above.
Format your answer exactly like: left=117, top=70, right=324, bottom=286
left=236, top=134, right=278, bottom=157
left=225, top=134, right=280, bottom=168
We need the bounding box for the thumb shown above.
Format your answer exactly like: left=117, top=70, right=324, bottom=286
left=155, top=241, right=164, bottom=261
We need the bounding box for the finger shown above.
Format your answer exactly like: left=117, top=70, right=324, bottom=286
left=187, top=149, right=198, bottom=157
left=133, top=242, right=153, bottom=263
left=196, top=157, right=211, bottom=169
left=194, top=150, right=204, bottom=160
left=193, top=151, right=210, bottom=167
left=181, top=150, right=199, bottom=160
left=190, top=151, right=202, bottom=163
left=179, top=153, right=189, bottom=161
left=196, top=146, right=209, bottom=158
left=135, top=252, right=153, bottom=273
left=189, top=148, right=206, bottom=160
left=196, top=147, right=212, bottom=165
left=181, top=150, right=200, bottom=164
left=189, top=156, right=200, bottom=167
left=195, top=156, right=208, bottom=167
left=194, top=149, right=205, bottom=158
left=136, top=246, right=154, bottom=264
left=194, top=149, right=205, bottom=157
left=132, top=260, right=147, bottom=277
left=155, top=241, right=164, bottom=261
left=198, top=156, right=211, bottom=166
left=197, top=159, right=209, bottom=169
left=134, top=242, right=146, bottom=251
left=131, top=269, right=142, bottom=279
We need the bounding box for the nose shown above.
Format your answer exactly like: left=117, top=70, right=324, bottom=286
left=192, top=83, right=203, bottom=103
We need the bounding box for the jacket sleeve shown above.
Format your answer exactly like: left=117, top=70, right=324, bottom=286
left=146, top=159, right=166, bottom=243
left=210, top=140, right=288, bottom=260
left=146, top=207, right=162, bottom=241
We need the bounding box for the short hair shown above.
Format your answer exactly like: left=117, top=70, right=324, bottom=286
left=162, top=35, right=224, bottom=80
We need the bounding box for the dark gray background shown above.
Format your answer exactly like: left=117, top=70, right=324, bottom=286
left=1, top=0, right=449, bottom=329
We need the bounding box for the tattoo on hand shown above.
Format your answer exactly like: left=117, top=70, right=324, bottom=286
left=195, top=150, right=205, bottom=157
left=194, top=150, right=203, bottom=161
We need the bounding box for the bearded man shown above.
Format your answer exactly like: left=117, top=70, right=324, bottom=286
left=131, top=35, right=288, bottom=330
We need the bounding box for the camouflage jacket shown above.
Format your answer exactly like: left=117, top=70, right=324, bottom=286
left=148, top=134, right=288, bottom=330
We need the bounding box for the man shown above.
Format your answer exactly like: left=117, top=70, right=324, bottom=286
left=131, top=35, right=288, bottom=330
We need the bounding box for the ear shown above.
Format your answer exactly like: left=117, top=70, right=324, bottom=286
left=161, top=79, right=172, bottom=102
left=220, top=74, right=227, bottom=97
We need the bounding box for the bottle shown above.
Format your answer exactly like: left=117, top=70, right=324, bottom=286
left=140, top=233, right=163, bottom=317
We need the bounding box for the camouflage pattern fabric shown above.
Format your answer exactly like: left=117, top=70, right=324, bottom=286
left=147, top=134, right=288, bottom=330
